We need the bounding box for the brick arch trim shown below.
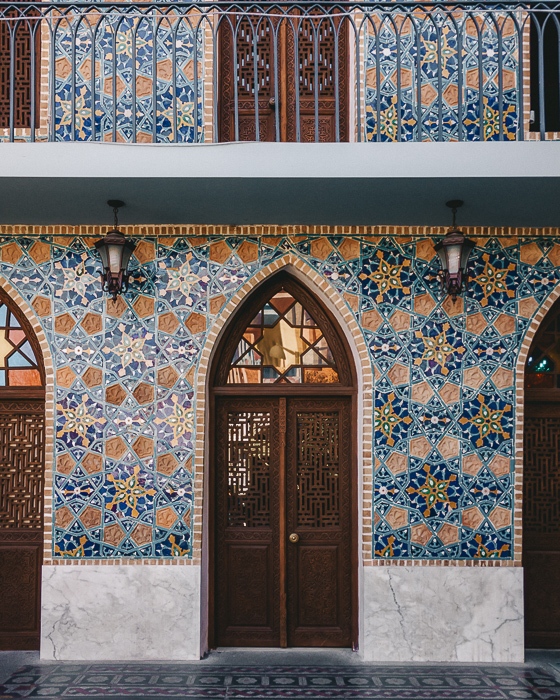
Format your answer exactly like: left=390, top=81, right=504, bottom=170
left=0, top=278, right=55, bottom=563
left=192, top=253, right=374, bottom=563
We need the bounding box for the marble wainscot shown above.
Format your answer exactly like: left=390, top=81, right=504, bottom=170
left=362, top=566, right=524, bottom=663
left=41, top=565, right=201, bottom=660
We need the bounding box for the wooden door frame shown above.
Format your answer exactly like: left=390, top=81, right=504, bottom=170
left=207, top=272, right=359, bottom=650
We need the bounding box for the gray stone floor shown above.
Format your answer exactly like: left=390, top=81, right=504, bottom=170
left=1, top=649, right=559, bottom=699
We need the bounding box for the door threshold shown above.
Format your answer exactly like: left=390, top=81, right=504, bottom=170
left=215, top=647, right=355, bottom=652
left=207, top=648, right=361, bottom=666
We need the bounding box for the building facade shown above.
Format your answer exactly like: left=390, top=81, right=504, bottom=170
left=1, top=0, right=560, bottom=664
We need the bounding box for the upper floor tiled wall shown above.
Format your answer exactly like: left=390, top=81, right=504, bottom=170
left=4, top=5, right=545, bottom=142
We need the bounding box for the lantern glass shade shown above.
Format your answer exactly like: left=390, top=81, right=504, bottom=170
left=435, top=229, right=473, bottom=274
left=444, top=242, right=462, bottom=275
left=107, top=243, right=123, bottom=273
left=95, top=230, right=135, bottom=273
left=95, top=229, right=136, bottom=298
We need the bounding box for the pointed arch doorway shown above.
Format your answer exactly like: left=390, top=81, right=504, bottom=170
left=0, top=288, right=45, bottom=650
left=524, top=296, right=560, bottom=648
left=209, top=272, right=357, bottom=648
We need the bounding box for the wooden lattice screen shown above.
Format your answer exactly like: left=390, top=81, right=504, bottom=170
left=0, top=6, right=39, bottom=129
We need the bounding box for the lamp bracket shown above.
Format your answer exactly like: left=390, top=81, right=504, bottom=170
left=107, top=200, right=125, bottom=229
left=445, top=199, right=464, bottom=227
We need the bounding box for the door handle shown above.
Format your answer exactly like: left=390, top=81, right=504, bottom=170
left=269, top=98, right=276, bottom=110
left=289, top=533, right=299, bottom=543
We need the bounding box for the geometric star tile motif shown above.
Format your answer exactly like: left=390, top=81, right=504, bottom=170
left=0, top=233, right=551, bottom=560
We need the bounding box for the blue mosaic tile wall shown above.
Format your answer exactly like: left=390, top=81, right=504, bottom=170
left=364, top=14, right=519, bottom=141
left=45, top=9, right=519, bottom=142
left=0, top=231, right=553, bottom=560
left=53, top=16, right=203, bottom=142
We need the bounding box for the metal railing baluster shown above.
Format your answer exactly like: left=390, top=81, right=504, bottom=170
left=1, top=1, right=560, bottom=144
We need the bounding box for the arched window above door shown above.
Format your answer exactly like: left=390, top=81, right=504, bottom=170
left=0, top=294, right=43, bottom=387
left=526, top=298, right=560, bottom=392
left=213, top=274, right=353, bottom=387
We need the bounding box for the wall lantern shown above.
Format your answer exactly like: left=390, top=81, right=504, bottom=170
left=95, top=200, right=136, bottom=301
left=435, top=200, right=475, bottom=301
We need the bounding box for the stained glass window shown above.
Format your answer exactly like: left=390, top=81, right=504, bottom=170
left=527, top=309, right=560, bottom=390
left=0, top=302, right=42, bottom=386
left=228, top=289, right=339, bottom=384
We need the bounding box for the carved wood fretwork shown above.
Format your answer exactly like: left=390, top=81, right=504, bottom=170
left=219, top=15, right=278, bottom=142
left=0, top=398, right=44, bottom=650
left=295, top=411, right=340, bottom=527
left=214, top=397, right=352, bottom=648
left=226, top=410, right=272, bottom=528
left=524, top=416, right=560, bottom=534
left=286, top=12, right=348, bottom=142
left=0, top=286, right=45, bottom=651
left=0, top=406, right=45, bottom=529
left=212, top=273, right=355, bottom=649
left=0, top=6, right=39, bottom=129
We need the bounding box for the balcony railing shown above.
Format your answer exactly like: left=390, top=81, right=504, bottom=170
left=1, top=1, right=560, bottom=143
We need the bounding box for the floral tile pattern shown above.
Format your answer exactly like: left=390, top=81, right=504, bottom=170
left=0, top=233, right=556, bottom=560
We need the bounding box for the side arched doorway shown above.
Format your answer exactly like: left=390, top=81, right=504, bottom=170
left=524, top=297, right=560, bottom=648
left=0, top=288, right=45, bottom=650
left=209, top=272, right=357, bottom=648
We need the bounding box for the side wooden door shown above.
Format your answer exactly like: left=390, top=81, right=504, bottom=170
left=214, top=397, right=282, bottom=646
left=0, top=400, right=44, bottom=650
left=524, top=299, right=560, bottom=648
left=524, top=406, right=560, bottom=648
left=286, top=397, right=352, bottom=647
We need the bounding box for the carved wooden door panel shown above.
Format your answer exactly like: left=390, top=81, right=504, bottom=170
left=0, top=400, right=44, bottom=650
left=215, top=397, right=281, bottom=646
left=0, top=4, right=39, bottom=128
left=214, top=395, right=352, bottom=647
left=286, top=397, right=352, bottom=647
left=285, top=13, right=348, bottom=142
left=524, top=411, right=560, bottom=648
left=219, top=16, right=278, bottom=142
left=218, top=13, right=348, bottom=142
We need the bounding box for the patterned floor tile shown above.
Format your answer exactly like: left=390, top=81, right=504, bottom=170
left=1, top=664, right=560, bottom=699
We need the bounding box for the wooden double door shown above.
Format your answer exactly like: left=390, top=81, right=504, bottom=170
left=214, top=395, right=353, bottom=647
left=219, top=13, right=349, bottom=142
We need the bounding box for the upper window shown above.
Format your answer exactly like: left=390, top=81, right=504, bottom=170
left=0, top=301, right=42, bottom=386
left=228, top=288, right=340, bottom=385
